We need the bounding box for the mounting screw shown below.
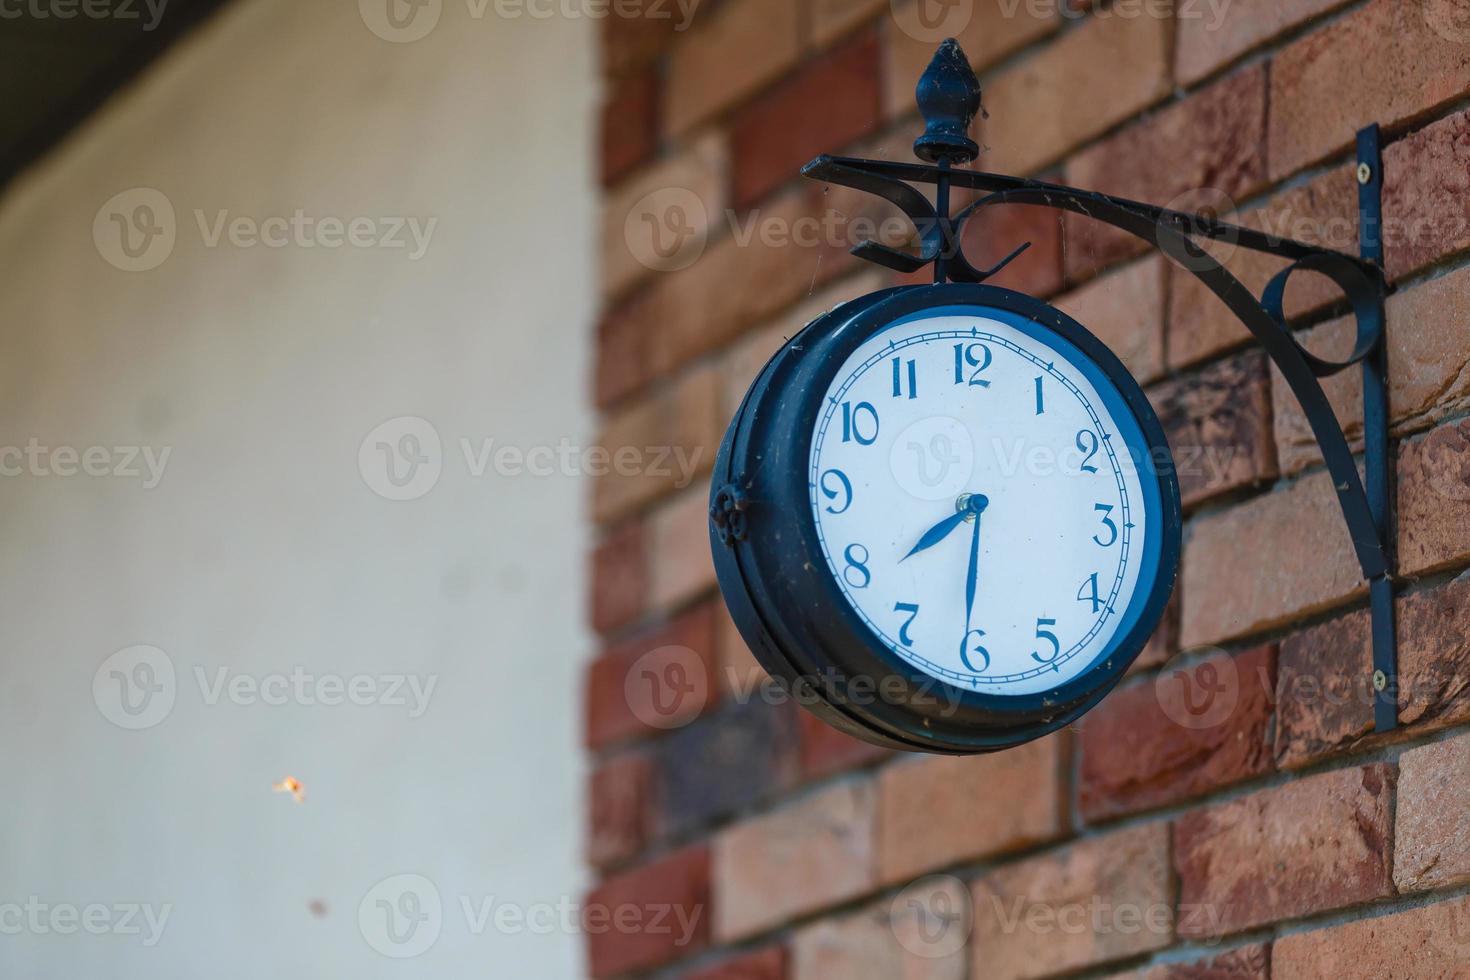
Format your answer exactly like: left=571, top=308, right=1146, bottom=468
left=1357, top=162, right=1374, bottom=185
left=1372, top=669, right=1388, bottom=692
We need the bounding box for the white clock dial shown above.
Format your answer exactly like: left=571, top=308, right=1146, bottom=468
left=809, top=309, right=1155, bottom=697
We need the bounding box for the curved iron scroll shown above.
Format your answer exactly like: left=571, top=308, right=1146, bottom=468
left=798, top=45, right=1397, bottom=731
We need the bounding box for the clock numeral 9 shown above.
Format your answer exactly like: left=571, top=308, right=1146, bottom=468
left=893, top=602, right=919, bottom=646
left=953, top=343, right=992, bottom=387
left=1077, top=573, right=1103, bottom=614
left=841, top=401, right=879, bottom=446
left=891, top=357, right=918, bottom=400
left=960, top=629, right=990, bottom=673
left=820, top=468, right=852, bottom=514
left=1093, top=503, right=1118, bottom=547
left=1075, top=429, right=1100, bottom=474
left=1032, top=618, right=1060, bottom=667
left=843, top=543, right=871, bottom=589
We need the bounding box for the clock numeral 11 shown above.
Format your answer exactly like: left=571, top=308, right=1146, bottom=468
left=891, top=357, right=917, bottom=399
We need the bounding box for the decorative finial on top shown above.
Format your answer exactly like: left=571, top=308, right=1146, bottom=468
left=913, top=38, right=982, bottom=164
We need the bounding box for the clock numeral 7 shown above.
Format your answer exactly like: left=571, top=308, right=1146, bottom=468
left=891, top=357, right=918, bottom=400
left=953, top=343, right=992, bottom=387
left=1032, top=618, right=1060, bottom=667
left=841, top=401, right=879, bottom=445
left=893, top=602, right=919, bottom=646
left=843, top=543, right=871, bottom=589
left=1077, top=573, right=1103, bottom=614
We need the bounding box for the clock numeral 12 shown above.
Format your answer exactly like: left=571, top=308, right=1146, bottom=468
left=953, top=343, right=992, bottom=387
left=891, top=357, right=917, bottom=400
left=841, top=401, right=879, bottom=445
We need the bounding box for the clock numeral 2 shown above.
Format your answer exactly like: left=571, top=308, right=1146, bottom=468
left=960, top=629, right=990, bottom=673
left=841, top=401, right=879, bottom=445
left=1075, top=429, right=1100, bottom=473
left=891, top=357, right=917, bottom=400
left=843, top=543, right=871, bottom=589
left=1077, top=573, right=1103, bottom=614
left=893, top=602, right=919, bottom=646
left=953, top=343, right=992, bottom=387
left=1093, top=503, right=1118, bottom=547
left=1032, top=618, right=1060, bottom=666
left=820, top=468, right=852, bottom=514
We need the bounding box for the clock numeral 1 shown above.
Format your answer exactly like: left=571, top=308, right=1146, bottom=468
left=891, top=357, right=918, bottom=400
left=820, top=468, right=852, bottom=514
left=1093, top=503, right=1118, bottom=547
left=843, top=543, right=871, bottom=589
left=960, top=629, right=990, bottom=673
left=1032, top=617, right=1060, bottom=667
left=841, top=401, right=879, bottom=445
left=1077, top=573, right=1103, bottom=614
left=893, top=602, right=919, bottom=646
left=1034, top=375, right=1045, bottom=415
left=953, top=343, right=992, bottom=387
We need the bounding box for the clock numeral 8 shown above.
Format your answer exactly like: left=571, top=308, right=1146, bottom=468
left=843, top=543, right=871, bottom=589
left=841, top=401, right=879, bottom=445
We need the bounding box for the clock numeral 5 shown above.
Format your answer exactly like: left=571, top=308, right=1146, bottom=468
left=841, top=401, right=879, bottom=445
left=953, top=343, right=992, bottom=388
left=1032, top=617, right=1060, bottom=667
left=1077, top=573, right=1103, bottom=614
left=820, top=468, right=852, bottom=514
left=843, top=543, right=871, bottom=589
left=1093, top=503, right=1118, bottom=547
left=960, top=629, right=990, bottom=673
left=891, top=357, right=918, bottom=400
left=893, top=602, right=919, bottom=646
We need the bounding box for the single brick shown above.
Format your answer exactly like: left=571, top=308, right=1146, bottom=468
left=603, top=132, right=728, bottom=300
left=791, top=880, right=968, bottom=980
left=1167, top=164, right=1357, bottom=369
left=797, top=708, right=891, bottom=782
left=684, top=945, right=788, bottom=980
left=1396, top=572, right=1470, bottom=733
left=1149, top=349, right=1276, bottom=509
left=1180, top=469, right=1362, bottom=648
left=588, top=750, right=656, bottom=870
left=713, top=779, right=877, bottom=942
left=983, top=12, right=1170, bottom=176
left=665, top=0, right=801, bottom=134
left=878, top=733, right=1065, bottom=884
left=1144, top=943, right=1271, bottom=980
left=1395, top=734, right=1470, bottom=892
left=1269, top=0, right=1470, bottom=180
left=601, top=68, right=659, bottom=187
left=1175, top=0, right=1350, bottom=85
left=657, top=698, right=799, bottom=837
left=1080, top=646, right=1276, bottom=823
left=1063, top=66, right=1267, bottom=281
left=597, top=293, right=654, bottom=409
left=648, top=484, right=719, bottom=611
left=593, top=365, right=722, bottom=523
left=1396, top=417, right=1470, bottom=577
left=881, top=0, right=1059, bottom=119
left=585, top=601, right=719, bottom=750
left=1173, top=764, right=1396, bottom=938
left=809, top=0, right=884, bottom=47
left=585, top=845, right=711, bottom=977
left=1055, top=256, right=1165, bottom=384
left=1272, top=896, right=1470, bottom=979
left=731, top=29, right=882, bottom=210
left=971, top=822, right=1173, bottom=980
left=590, top=521, right=648, bottom=633
left=1384, top=106, right=1470, bottom=280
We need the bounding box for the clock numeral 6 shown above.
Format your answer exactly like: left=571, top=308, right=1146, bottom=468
left=953, top=343, right=992, bottom=387
left=1075, top=429, right=1100, bottom=474
left=1077, top=573, right=1103, bottom=614
left=843, top=543, right=871, bottom=589
left=820, top=468, right=852, bottom=514
left=841, top=401, right=879, bottom=445
left=893, top=602, right=919, bottom=646
left=891, top=357, right=918, bottom=400
left=960, top=629, right=990, bottom=673
left=1093, top=502, right=1118, bottom=547
left=1032, top=617, right=1060, bottom=666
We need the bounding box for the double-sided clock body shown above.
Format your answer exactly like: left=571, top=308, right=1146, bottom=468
left=708, top=283, right=1181, bottom=754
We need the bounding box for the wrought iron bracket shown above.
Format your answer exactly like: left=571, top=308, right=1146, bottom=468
left=802, top=39, right=1398, bottom=732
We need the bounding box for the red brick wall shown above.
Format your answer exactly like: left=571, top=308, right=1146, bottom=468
left=585, top=1, right=1470, bottom=976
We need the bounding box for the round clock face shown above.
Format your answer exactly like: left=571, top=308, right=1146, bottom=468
left=808, top=304, right=1164, bottom=697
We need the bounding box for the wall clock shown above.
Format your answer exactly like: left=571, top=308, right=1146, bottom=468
left=709, top=283, right=1181, bottom=754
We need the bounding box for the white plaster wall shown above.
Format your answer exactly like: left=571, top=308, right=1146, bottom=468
left=0, top=1, right=594, bottom=976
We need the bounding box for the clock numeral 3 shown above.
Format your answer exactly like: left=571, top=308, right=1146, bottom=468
left=953, top=343, right=992, bottom=387
left=893, top=602, right=919, bottom=646
left=843, top=543, right=872, bottom=589
left=960, top=629, right=990, bottom=673
left=1092, top=503, right=1118, bottom=547
left=1077, top=573, right=1103, bottom=614
left=1075, top=429, right=1100, bottom=474
left=820, top=468, right=852, bottom=514
left=891, top=357, right=918, bottom=400
left=841, top=401, right=880, bottom=445
left=1032, top=618, right=1060, bottom=666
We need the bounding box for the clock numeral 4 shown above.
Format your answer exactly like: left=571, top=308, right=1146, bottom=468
left=843, top=543, right=871, bottom=589
left=893, top=602, right=919, bottom=646
left=953, top=343, right=992, bottom=387
left=891, top=357, right=918, bottom=400
left=1032, top=617, right=1060, bottom=667
left=960, top=629, right=990, bottom=673
left=1093, top=503, right=1118, bottom=547
left=841, top=401, right=879, bottom=445
left=820, top=468, right=852, bottom=514
left=1077, top=573, right=1103, bottom=614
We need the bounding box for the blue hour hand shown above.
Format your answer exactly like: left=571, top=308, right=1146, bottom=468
left=901, top=493, right=989, bottom=562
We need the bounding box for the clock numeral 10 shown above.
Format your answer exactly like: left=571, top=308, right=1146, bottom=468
left=953, top=343, right=992, bottom=387
left=841, top=401, right=879, bottom=445
left=1077, top=573, right=1103, bottom=614
left=891, top=357, right=917, bottom=400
